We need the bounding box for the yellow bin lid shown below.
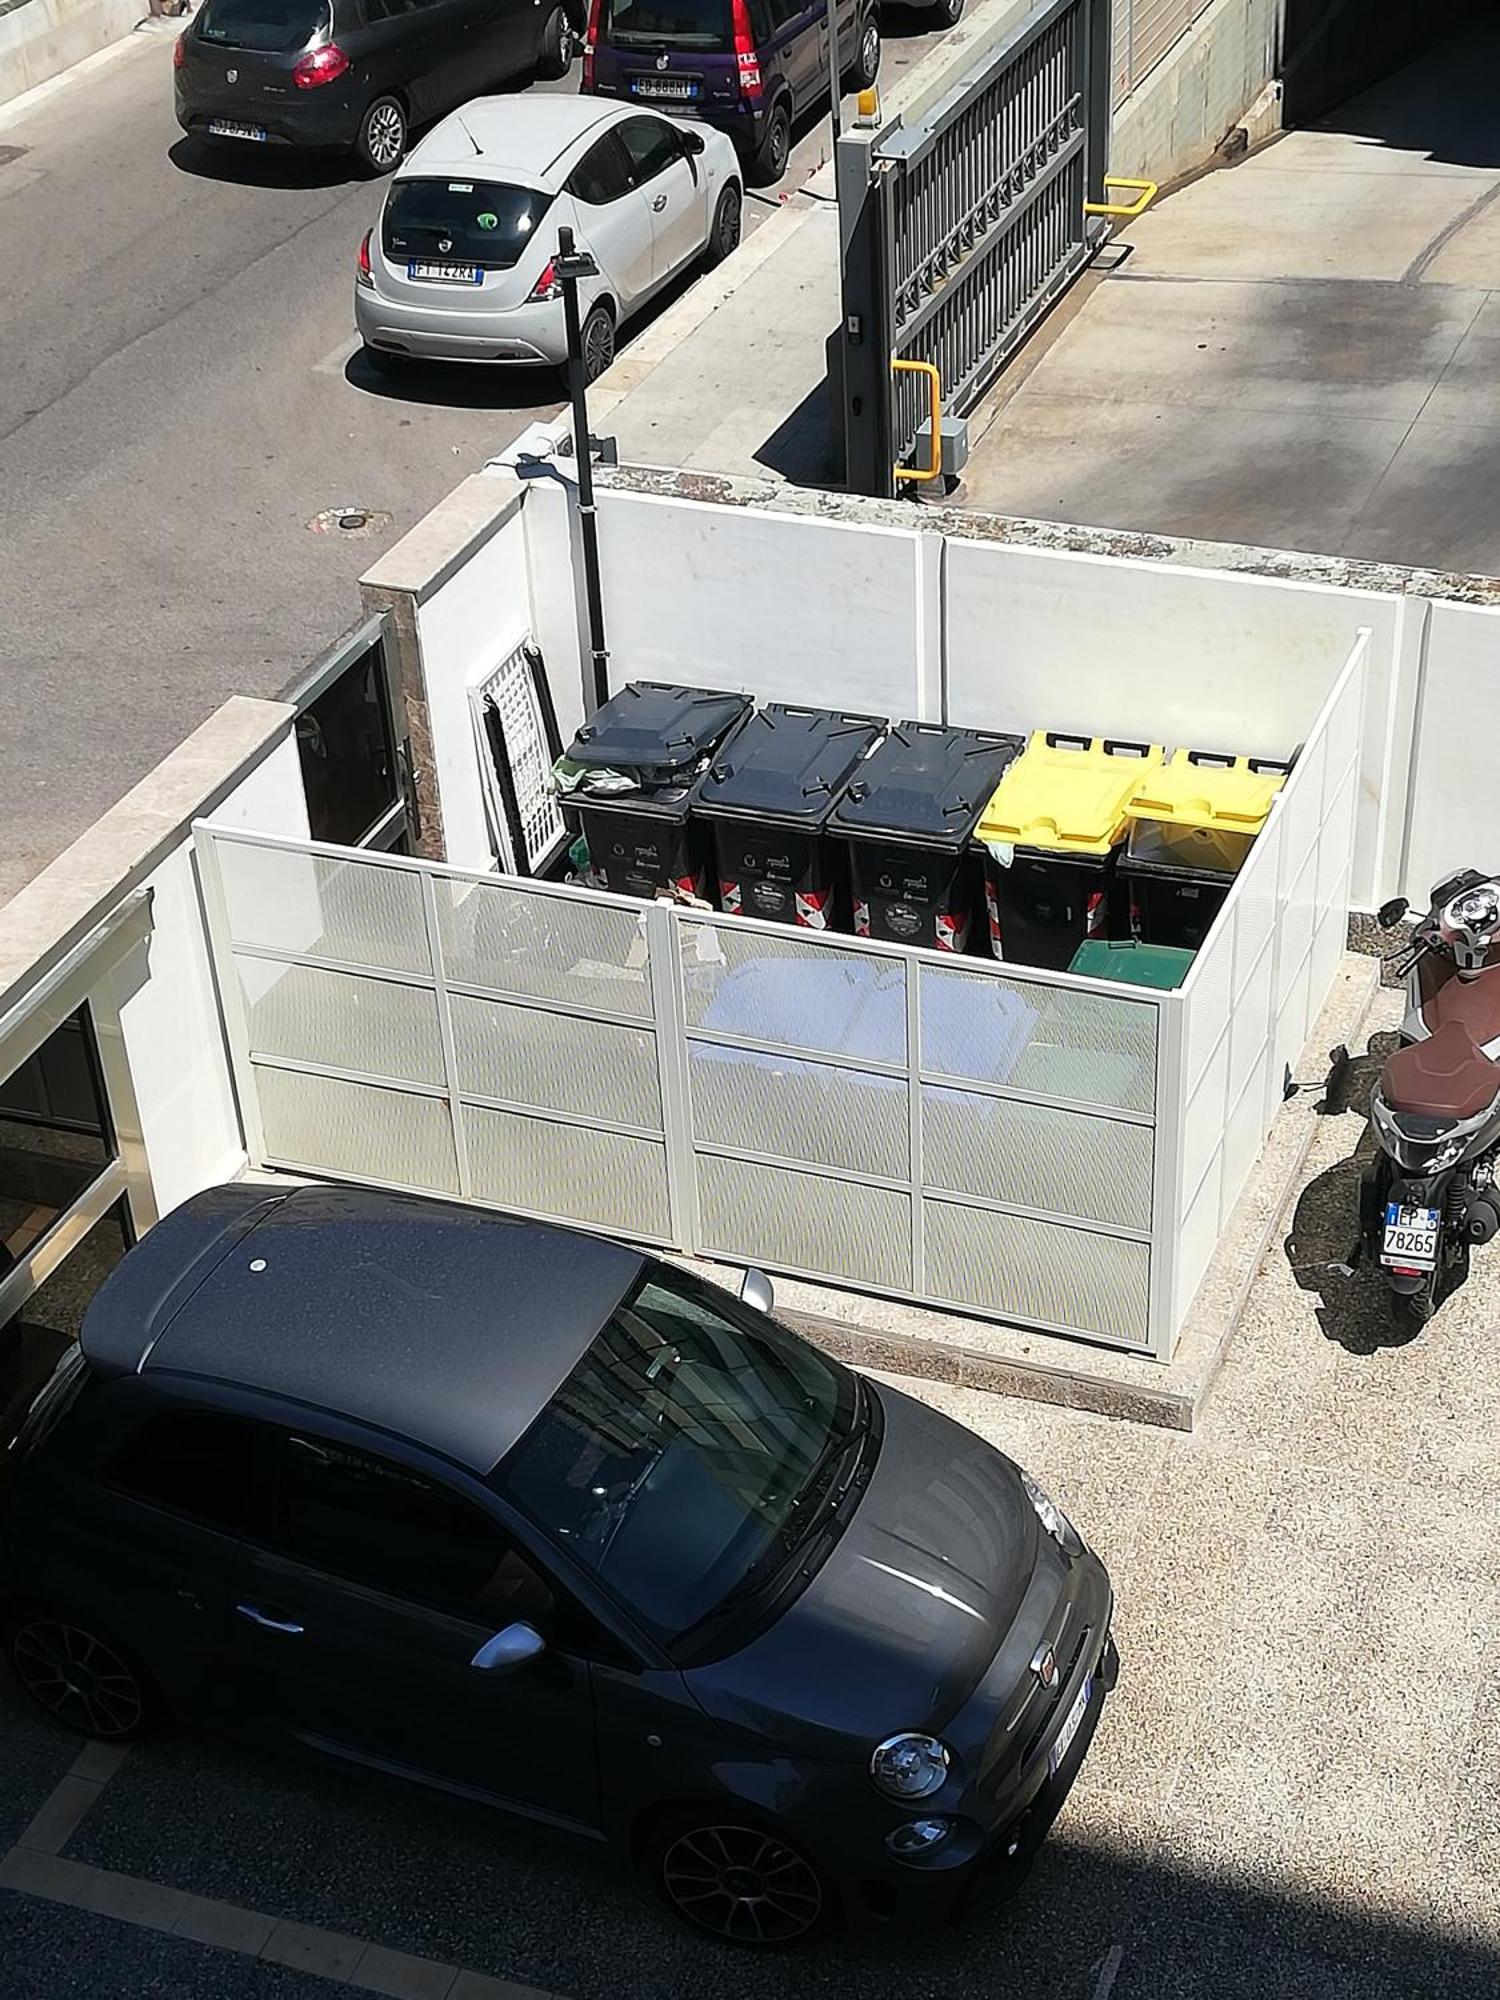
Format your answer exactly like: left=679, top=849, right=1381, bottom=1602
left=1127, top=749, right=1289, bottom=836
left=977, top=732, right=1166, bottom=857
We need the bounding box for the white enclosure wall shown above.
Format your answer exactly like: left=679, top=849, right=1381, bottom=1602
left=1169, top=634, right=1368, bottom=1329
left=414, top=492, right=537, bottom=874
left=1400, top=597, right=1500, bottom=903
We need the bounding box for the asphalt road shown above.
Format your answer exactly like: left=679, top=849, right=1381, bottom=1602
left=0, top=16, right=950, bottom=909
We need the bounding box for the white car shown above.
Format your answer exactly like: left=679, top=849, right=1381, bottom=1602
left=354, top=96, right=742, bottom=379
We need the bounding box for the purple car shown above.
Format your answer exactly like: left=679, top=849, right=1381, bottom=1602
left=582, top=0, right=914, bottom=184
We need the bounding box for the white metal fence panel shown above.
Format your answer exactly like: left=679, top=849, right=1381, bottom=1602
left=198, top=830, right=1179, bottom=1357
left=1170, top=634, right=1368, bottom=1328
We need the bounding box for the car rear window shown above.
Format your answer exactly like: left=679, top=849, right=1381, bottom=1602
left=197, top=0, right=329, bottom=53
left=604, top=0, right=733, bottom=52
left=383, top=180, right=558, bottom=270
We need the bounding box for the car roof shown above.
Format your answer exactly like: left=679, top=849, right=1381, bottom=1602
left=401, top=96, right=625, bottom=186
left=80, top=1183, right=645, bottom=1473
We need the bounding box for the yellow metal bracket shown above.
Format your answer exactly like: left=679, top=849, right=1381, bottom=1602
left=1084, top=176, right=1158, bottom=220
left=892, top=359, right=942, bottom=486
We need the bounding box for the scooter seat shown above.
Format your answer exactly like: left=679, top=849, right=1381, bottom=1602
left=1383, top=1019, right=1500, bottom=1120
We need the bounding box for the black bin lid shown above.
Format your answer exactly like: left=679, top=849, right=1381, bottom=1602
left=830, top=722, right=1025, bottom=854
left=567, top=682, right=751, bottom=776
left=692, top=704, right=886, bottom=827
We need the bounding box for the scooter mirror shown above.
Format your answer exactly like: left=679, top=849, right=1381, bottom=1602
left=1377, top=897, right=1410, bottom=928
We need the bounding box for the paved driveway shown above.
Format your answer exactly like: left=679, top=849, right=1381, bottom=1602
left=961, top=18, right=1500, bottom=575
left=1, top=989, right=1497, bottom=1999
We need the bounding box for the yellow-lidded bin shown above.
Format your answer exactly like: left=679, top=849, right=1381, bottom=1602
left=1122, top=749, right=1289, bottom=949
left=976, top=732, right=1165, bottom=968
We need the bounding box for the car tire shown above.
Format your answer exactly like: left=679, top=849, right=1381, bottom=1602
left=847, top=12, right=880, bottom=91
left=535, top=4, right=573, bottom=80
left=931, top=0, right=964, bottom=24
left=355, top=95, right=407, bottom=176
left=580, top=302, right=615, bottom=383
left=750, top=100, right=791, bottom=186
left=4, top=1609, right=156, bottom=1742
left=647, top=1808, right=828, bottom=1947
left=703, top=183, right=742, bottom=269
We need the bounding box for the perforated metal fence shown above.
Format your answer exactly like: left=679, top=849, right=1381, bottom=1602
left=838, top=0, right=1112, bottom=495
left=197, top=827, right=1182, bottom=1356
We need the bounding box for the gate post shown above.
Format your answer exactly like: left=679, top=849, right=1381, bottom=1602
left=836, top=132, right=896, bottom=501
left=1085, top=0, right=1112, bottom=209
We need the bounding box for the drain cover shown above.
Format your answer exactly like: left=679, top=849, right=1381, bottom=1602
left=308, top=506, right=393, bottom=539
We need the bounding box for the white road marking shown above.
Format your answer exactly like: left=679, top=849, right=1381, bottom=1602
left=1092, top=1943, right=1125, bottom=2000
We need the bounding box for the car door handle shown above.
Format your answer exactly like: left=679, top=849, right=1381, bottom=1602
left=236, top=1603, right=304, bottom=1636
left=651, top=194, right=667, bottom=212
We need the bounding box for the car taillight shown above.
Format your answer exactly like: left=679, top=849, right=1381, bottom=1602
left=173, top=31, right=187, bottom=68
left=581, top=0, right=602, bottom=90
left=292, top=42, right=349, bottom=88
left=357, top=228, right=373, bottom=286
left=528, top=260, right=563, bottom=302
left=731, top=0, right=761, bottom=95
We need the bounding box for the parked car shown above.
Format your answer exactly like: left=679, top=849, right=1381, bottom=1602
left=581, top=0, right=880, bottom=183
left=354, top=95, right=741, bottom=377
left=173, top=0, right=575, bottom=175
left=0, top=1183, right=1117, bottom=1942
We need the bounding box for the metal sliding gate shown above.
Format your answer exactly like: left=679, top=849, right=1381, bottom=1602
left=838, top=0, right=1112, bottom=496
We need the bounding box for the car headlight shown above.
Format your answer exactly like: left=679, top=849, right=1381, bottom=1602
left=1021, top=1470, right=1084, bottom=1557
left=870, top=1732, right=952, bottom=1801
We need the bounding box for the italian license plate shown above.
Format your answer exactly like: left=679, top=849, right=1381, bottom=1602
left=208, top=119, right=267, bottom=141
left=1049, top=1677, right=1092, bottom=1775
left=408, top=261, right=482, bottom=285
left=1382, top=1202, right=1441, bottom=1270
left=632, top=76, right=697, bottom=99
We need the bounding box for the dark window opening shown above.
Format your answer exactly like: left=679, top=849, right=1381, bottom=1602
left=107, top=1411, right=261, bottom=1536
left=296, top=640, right=402, bottom=848
left=603, top=0, right=733, bottom=50
left=0, top=1007, right=114, bottom=1279
left=197, top=0, right=329, bottom=51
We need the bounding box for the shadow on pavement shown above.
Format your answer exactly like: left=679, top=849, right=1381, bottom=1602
left=1284, top=1030, right=1430, bottom=1353
left=1300, top=8, right=1500, bottom=170
left=35, top=1720, right=1500, bottom=2000
left=343, top=345, right=566, bottom=414
left=167, top=135, right=367, bottom=190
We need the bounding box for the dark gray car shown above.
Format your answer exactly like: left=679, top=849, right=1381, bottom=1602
left=0, top=1183, right=1117, bottom=1943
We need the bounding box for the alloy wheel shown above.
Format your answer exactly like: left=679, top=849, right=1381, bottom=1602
left=583, top=309, right=614, bottom=382
left=860, top=24, right=878, bottom=79
left=11, top=1619, right=145, bottom=1739
left=365, top=102, right=405, bottom=171
left=717, top=188, right=742, bottom=259
left=660, top=1822, right=823, bottom=1944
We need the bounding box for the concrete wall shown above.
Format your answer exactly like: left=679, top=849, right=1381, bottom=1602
left=0, top=0, right=142, bottom=110
left=1110, top=0, right=1283, bottom=185
left=413, top=461, right=1500, bottom=920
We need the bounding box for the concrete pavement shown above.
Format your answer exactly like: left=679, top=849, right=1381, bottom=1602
left=958, top=17, right=1500, bottom=571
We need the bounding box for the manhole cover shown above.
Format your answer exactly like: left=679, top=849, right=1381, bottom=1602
left=307, top=506, right=393, bottom=539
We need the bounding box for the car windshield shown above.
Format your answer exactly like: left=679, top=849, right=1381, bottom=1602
left=494, top=1273, right=857, bottom=1645
left=383, top=180, right=557, bottom=270
left=604, top=0, right=732, bottom=51
left=197, top=0, right=327, bottom=52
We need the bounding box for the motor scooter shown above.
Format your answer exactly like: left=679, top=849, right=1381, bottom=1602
left=1356, top=869, right=1500, bottom=1328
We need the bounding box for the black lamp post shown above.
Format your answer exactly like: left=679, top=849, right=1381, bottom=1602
left=555, top=225, right=611, bottom=714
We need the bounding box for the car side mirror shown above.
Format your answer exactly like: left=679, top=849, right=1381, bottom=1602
left=739, top=1267, right=775, bottom=1316
left=681, top=130, right=706, bottom=156
left=1377, top=897, right=1410, bottom=928
left=470, top=1622, right=546, bottom=1675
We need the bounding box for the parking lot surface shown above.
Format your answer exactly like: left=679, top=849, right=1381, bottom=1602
left=1, top=990, right=1496, bottom=2000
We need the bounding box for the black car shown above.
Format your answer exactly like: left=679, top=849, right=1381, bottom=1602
left=174, top=0, right=575, bottom=174
left=0, top=1184, right=1117, bottom=1943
